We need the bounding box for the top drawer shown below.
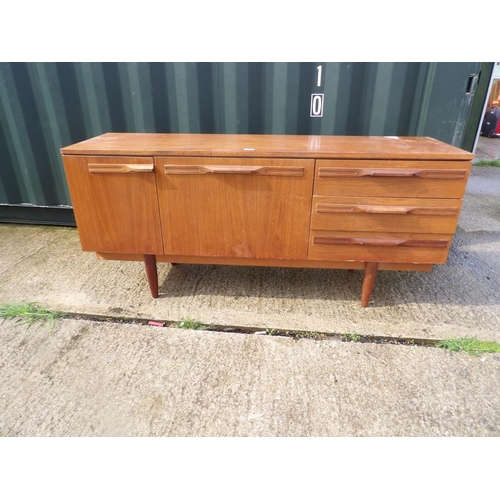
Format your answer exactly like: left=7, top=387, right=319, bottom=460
left=314, top=160, right=471, bottom=199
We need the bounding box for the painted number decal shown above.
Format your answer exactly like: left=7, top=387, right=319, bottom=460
left=310, top=94, right=324, bottom=117
left=316, top=64, right=322, bottom=87
left=311, top=64, right=324, bottom=117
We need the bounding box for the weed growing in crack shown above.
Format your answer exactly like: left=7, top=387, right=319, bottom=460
left=0, top=302, right=63, bottom=333
left=436, top=338, right=500, bottom=356
left=342, top=333, right=362, bottom=342
left=175, top=317, right=204, bottom=330
left=292, top=331, right=325, bottom=340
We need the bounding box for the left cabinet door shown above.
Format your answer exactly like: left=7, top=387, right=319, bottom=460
left=62, top=156, right=164, bottom=255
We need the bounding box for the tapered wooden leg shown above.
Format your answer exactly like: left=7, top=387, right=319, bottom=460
left=361, top=262, right=378, bottom=307
left=144, top=254, right=158, bottom=298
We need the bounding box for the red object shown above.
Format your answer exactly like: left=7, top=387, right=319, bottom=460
left=148, top=321, right=165, bottom=327
left=481, top=106, right=500, bottom=137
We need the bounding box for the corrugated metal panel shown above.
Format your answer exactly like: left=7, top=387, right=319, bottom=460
left=0, top=62, right=488, bottom=219
left=218, top=62, right=427, bottom=136
left=0, top=62, right=219, bottom=207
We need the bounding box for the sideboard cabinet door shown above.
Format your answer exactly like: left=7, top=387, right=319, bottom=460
left=63, top=155, right=163, bottom=255
left=155, top=157, right=314, bottom=259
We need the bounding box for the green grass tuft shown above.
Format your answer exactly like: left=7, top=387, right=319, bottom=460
left=472, top=159, right=500, bottom=167
left=436, top=338, right=500, bottom=356
left=342, top=333, right=362, bottom=342
left=175, top=317, right=203, bottom=330
left=0, top=302, right=63, bottom=331
left=292, top=331, right=325, bottom=340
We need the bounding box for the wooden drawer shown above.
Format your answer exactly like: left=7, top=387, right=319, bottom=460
left=311, top=196, right=462, bottom=234
left=155, top=156, right=314, bottom=259
left=314, top=160, right=471, bottom=198
left=309, top=230, right=452, bottom=264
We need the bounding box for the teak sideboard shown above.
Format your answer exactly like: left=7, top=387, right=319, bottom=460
left=61, top=133, right=474, bottom=307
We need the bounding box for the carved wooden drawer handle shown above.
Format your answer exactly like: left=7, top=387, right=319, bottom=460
left=164, top=165, right=304, bottom=176
left=316, top=204, right=458, bottom=216
left=318, top=168, right=466, bottom=180
left=88, top=164, right=154, bottom=173
left=313, top=236, right=449, bottom=248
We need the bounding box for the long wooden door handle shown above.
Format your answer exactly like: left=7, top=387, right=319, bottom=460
left=316, top=204, right=458, bottom=216
left=318, top=168, right=466, bottom=180
left=313, top=236, right=449, bottom=248
left=88, top=164, right=154, bottom=173
left=164, top=165, right=304, bottom=176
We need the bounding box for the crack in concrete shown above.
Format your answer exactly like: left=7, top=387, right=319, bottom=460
left=53, top=312, right=443, bottom=348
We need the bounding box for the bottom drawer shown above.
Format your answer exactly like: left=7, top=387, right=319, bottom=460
left=309, top=230, right=452, bottom=264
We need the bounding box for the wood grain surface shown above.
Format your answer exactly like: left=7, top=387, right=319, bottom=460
left=155, top=157, right=314, bottom=259
left=61, top=133, right=475, bottom=160
left=95, top=252, right=433, bottom=271
left=311, top=196, right=462, bottom=234
left=309, top=230, right=452, bottom=264
left=63, top=155, right=163, bottom=254
left=314, top=160, right=471, bottom=198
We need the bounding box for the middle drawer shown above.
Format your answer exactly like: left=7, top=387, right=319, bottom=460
left=311, top=196, right=462, bottom=234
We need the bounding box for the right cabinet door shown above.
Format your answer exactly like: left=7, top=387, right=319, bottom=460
left=155, top=157, right=314, bottom=259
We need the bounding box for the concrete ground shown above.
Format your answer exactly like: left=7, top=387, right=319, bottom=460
left=1, top=318, right=498, bottom=437
left=474, top=134, right=500, bottom=161
left=0, top=165, right=499, bottom=436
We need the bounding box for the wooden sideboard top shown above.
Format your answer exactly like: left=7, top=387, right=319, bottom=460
left=60, top=133, right=474, bottom=160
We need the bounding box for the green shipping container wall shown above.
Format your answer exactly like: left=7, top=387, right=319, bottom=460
left=0, top=62, right=493, bottom=225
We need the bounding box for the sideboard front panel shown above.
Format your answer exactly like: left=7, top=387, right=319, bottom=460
left=62, top=155, right=164, bottom=255
left=155, top=157, right=315, bottom=259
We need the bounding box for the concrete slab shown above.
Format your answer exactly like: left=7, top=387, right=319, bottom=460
left=1, top=318, right=498, bottom=437
left=1, top=166, right=499, bottom=342
left=474, top=135, right=500, bottom=161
